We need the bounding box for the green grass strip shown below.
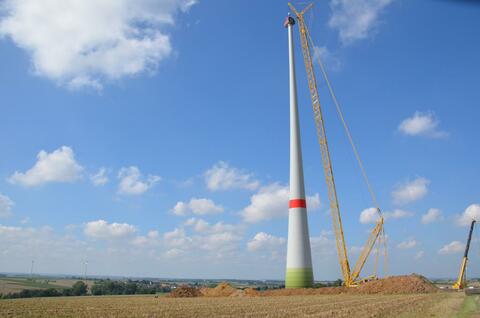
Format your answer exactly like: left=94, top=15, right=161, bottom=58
left=456, top=295, right=480, bottom=318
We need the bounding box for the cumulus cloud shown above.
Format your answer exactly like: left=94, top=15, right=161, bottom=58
left=90, top=168, right=109, bottom=186
left=313, top=45, right=341, bottom=71
left=0, top=0, right=196, bottom=89
left=247, top=232, right=286, bottom=252
left=414, top=250, right=425, bottom=260
left=84, top=220, right=137, bottom=240
left=360, top=207, right=413, bottom=224
left=204, top=161, right=259, bottom=191
left=439, top=241, right=464, bottom=255
left=241, top=184, right=321, bottom=223
left=385, top=209, right=414, bottom=220
left=421, top=208, right=443, bottom=224
left=8, top=146, right=83, bottom=187
left=172, top=198, right=224, bottom=216
left=397, top=239, right=417, bottom=249
left=359, top=207, right=380, bottom=224
left=131, top=230, right=160, bottom=247
left=328, top=0, right=393, bottom=45
left=456, top=204, right=480, bottom=226
left=117, top=166, right=160, bottom=195
left=398, top=111, right=448, bottom=138
left=392, top=177, right=430, bottom=205
left=184, top=218, right=236, bottom=234
left=311, top=231, right=337, bottom=257
left=163, top=224, right=241, bottom=258
left=0, top=194, right=14, bottom=218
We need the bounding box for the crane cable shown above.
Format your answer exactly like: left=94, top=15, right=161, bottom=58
left=304, top=26, right=382, bottom=217
left=302, top=10, right=388, bottom=276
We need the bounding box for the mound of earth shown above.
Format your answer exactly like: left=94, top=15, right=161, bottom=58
left=263, top=275, right=437, bottom=297
left=168, top=285, right=202, bottom=298
left=230, top=288, right=261, bottom=297
left=353, top=274, right=438, bottom=294
left=201, top=282, right=237, bottom=297
left=263, top=287, right=346, bottom=297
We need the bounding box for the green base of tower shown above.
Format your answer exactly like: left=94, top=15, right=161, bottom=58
left=285, top=268, right=314, bottom=288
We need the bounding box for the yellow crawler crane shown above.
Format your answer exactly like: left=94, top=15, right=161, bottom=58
left=453, top=220, right=476, bottom=290
left=288, top=3, right=387, bottom=287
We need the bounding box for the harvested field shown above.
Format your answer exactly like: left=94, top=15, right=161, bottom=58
left=0, top=292, right=465, bottom=317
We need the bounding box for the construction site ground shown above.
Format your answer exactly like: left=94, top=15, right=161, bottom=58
left=1, top=276, right=479, bottom=317
left=0, top=292, right=471, bottom=317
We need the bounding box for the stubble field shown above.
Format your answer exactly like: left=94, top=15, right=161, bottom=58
left=0, top=292, right=466, bottom=318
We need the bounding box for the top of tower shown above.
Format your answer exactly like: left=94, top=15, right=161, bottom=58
left=284, top=16, right=295, bottom=28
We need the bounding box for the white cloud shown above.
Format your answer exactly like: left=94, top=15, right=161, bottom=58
left=392, top=177, right=430, bottom=205
left=349, top=245, right=364, bottom=255
left=163, top=225, right=241, bottom=258
left=241, top=183, right=321, bottom=223
left=313, top=45, right=341, bottom=71
left=311, top=231, right=337, bottom=256
left=359, top=207, right=380, bottom=224
left=184, top=218, right=236, bottom=234
left=397, top=239, right=417, bottom=249
left=456, top=204, right=480, bottom=226
left=0, top=0, right=197, bottom=89
left=204, top=161, right=259, bottom=191
left=0, top=194, right=14, bottom=218
left=131, top=230, right=160, bottom=247
left=328, top=0, right=393, bottom=45
left=385, top=209, right=414, bottom=220
left=8, top=146, right=83, bottom=187
left=414, top=250, right=425, bottom=260
left=117, top=166, right=160, bottom=195
left=360, top=207, right=413, bottom=224
left=163, top=228, right=192, bottom=248
left=421, top=208, right=443, bottom=224
left=247, top=232, right=285, bottom=252
left=398, top=111, right=448, bottom=138
left=172, top=198, right=224, bottom=216
left=84, top=220, right=137, bottom=240
left=439, top=241, right=465, bottom=255
left=91, top=168, right=109, bottom=186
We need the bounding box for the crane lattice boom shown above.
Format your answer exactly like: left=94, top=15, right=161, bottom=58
left=288, top=2, right=386, bottom=287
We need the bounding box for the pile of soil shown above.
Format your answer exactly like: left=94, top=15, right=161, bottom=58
left=230, top=288, right=261, bottom=297
left=263, top=287, right=345, bottom=297
left=168, top=285, right=203, bottom=298
left=354, top=274, right=438, bottom=294
left=201, top=282, right=237, bottom=297
left=169, top=275, right=437, bottom=298
left=263, top=275, right=438, bottom=297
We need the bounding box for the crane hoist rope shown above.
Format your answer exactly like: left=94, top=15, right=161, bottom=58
left=288, top=2, right=387, bottom=287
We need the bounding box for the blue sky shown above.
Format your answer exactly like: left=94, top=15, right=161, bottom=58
left=0, top=0, right=479, bottom=280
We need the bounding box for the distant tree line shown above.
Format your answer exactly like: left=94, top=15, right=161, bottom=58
left=314, top=279, right=343, bottom=288
left=1, top=281, right=88, bottom=299
left=0, top=280, right=172, bottom=299
left=90, top=280, right=170, bottom=295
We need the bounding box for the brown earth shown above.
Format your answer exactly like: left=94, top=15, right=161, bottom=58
left=168, top=285, right=202, bottom=298
left=229, top=287, right=261, bottom=297
left=201, top=282, right=237, bottom=297
left=0, top=293, right=463, bottom=318
left=264, top=274, right=438, bottom=297
left=169, top=275, right=438, bottom=298
left=354, top=274, right=438, bottom=294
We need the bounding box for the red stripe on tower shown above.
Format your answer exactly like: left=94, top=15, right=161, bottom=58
left=289, top=199, right=307, bottom=209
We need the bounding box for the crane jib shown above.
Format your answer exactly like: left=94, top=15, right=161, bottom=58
left=288, top=2, right=387, bottom=287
